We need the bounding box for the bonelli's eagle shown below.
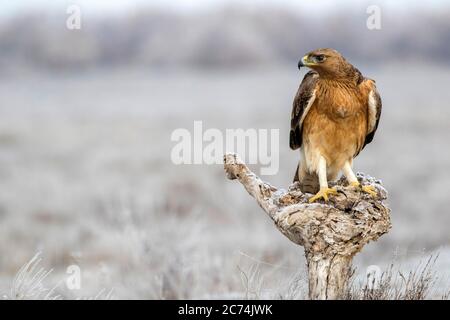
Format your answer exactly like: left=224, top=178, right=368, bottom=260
left=290, top=48, right=382, bottom=202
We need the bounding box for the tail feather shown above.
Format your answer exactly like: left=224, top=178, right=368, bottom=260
left=293, top=163, right=300, bottom=183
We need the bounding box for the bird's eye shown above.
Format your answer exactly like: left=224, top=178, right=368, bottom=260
left=315, top=55, right=325, bottom=62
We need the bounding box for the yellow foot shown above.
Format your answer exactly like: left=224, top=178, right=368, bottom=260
left=350, top=181, right=377, bottom=197
left=309, top=187, right=338, bottom=203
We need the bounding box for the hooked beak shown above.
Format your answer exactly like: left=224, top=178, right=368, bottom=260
left=298, top=55, right=312, bottom=69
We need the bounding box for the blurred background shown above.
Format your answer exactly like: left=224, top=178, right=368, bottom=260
left=0, top=0, right=449, bottom=299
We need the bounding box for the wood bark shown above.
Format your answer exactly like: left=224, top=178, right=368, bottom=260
left=223, top=153, right=391, bottom=300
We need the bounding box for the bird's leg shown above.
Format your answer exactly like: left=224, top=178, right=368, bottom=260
left=308, top=156, right=337, bottom=203
left=342, top=161, right=377, bottom=197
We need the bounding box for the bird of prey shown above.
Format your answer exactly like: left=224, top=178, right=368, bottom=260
left=290, top=48, right=382, bottom=203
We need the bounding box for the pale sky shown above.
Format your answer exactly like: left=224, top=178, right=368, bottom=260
left=1, top=0, right=449, bottom=17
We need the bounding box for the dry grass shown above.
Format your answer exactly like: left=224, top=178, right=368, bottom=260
left=3, top=252, right=114, bottom=300
left=4, top=252, right=61, bottom=300
left=4, top=250, right=449, bottom=300
left=346, top=254, right=448, bottom=300
left=233, top=254, right=449, bottom=300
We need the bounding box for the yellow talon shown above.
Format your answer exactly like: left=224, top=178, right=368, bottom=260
left=362, top=185, right=377, bottom=197
left=350, top=181, right=360, bottom=188
left=309, top=187, right=338, bottom=203
left=350, top=181, right=377, bottom=197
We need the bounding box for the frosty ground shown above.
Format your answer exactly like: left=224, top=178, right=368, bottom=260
left=0, top=65, right=449, bottom=299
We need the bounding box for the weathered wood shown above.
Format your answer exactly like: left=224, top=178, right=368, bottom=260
left=223, top=153, right=391, bottom=300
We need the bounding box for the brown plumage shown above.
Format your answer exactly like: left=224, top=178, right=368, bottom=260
left=290, top=48, right=382, bottom=202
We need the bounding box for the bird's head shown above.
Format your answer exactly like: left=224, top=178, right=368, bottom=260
left=298, top=48, right=351, bottom=78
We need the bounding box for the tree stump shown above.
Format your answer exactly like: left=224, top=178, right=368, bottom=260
left=223, top=153, right=391, bottom=300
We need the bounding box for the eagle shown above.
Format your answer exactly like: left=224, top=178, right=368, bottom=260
left=290, top=48, right=382, bottom=203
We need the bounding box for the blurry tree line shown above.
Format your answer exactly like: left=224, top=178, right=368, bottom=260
left=0, top=6, right=449, bottom=72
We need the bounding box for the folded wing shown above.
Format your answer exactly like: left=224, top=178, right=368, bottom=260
left=363, top=80, right=382, bottom=149
left=289, top=71, right=319, bottom=150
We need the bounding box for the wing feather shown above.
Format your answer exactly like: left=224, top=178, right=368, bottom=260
left=363, top=81, right=382, bottom=148
left=289, top=71, right=318, bottom=150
